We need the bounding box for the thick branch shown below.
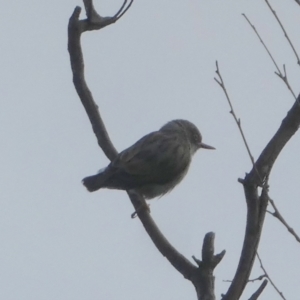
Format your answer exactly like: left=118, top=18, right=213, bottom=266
left=216, top=63, right=300, bottom=299
left=243, top=14, right=297, bottom=100
left=68, top=6, right=118, bottom=160
left=248, top=98, right=300, bottom=185
left=127, top=191, right=196, bottom=280
left=192, top=233, right=226, bottom=300
left=223, top=97, right=300, bottom=299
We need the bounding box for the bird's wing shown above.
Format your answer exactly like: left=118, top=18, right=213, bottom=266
left=111, top=131, right=190, bottom=185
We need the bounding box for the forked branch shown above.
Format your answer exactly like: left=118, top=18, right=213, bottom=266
left=216, top=62, right=300, bottom=299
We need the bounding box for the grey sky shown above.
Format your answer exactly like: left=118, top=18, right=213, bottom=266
left=1, top=0, right=300, bottom=299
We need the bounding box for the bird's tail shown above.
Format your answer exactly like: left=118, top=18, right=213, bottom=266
left=82, top=173, right=107, bottom=192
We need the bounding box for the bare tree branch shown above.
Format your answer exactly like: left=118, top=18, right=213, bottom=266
left=215, top=63, right=269, bottom=299
left=248, top=275, right=267, bottom=283
left=242, top=14, right=281, bottom=74
left=68, top=2, right=224, bottom=299
left=68, top=6, right=118, bottom=160
left=242, top=14, right=297, bottom=101
left=248, top=279, right=268, bottom=300
left=79, top=0, right=134, bottom=32
left=256, top=253, right=286, bottom=300
left=223, top=274, right=266, bottom=284
left=267, top=198, right=300, bottom=243
left=265, top=0, right=300, bottom=66
left=215, top=61, right=300, bottom=299
left=222, top=88, right=300, bottom=299
left=214, top=61, right=260, bottom=181
left=222, top=182, right=269, bottom=300
left=192, top=233, right=226, bottom=300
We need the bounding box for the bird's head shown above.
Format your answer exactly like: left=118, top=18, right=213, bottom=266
left=161, top=119, right=215, bottom=155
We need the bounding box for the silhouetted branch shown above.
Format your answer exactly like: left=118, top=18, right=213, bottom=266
left=242, top=14, right=297, bottom=101
left=221, top=87, right=300, bottom=299
left=267, top=198, right=300, bottom=243
left=214, top=61, right=259, bottom=178
left=256, top=253, right=286, bottom=300
left=215, top=61, right=300, bottom=299
left=248, top=280, right=268, bottom=300
left=248, top=275, right=267, bottom=283
left=80, top=0, right=134, bottom=32
left=192, top=232, right=226, bottom=300
left=215, top=62, right=269, bottom=299
left=265, top=0, right=300, bottom=66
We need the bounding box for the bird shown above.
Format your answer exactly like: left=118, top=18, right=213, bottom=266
left=82, top=119, right=215, bottom=199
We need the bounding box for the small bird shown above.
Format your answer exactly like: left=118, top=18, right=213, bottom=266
left=82, top=119, right=215, bottom=199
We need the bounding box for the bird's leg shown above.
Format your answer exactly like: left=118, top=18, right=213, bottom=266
left=128, top=190, right=151, bottom=218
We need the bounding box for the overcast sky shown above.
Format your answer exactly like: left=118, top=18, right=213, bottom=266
left=1, top=0, right=300, bottom=299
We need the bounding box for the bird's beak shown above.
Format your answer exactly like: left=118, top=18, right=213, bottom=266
left=199, top=142, right=215, bottom=150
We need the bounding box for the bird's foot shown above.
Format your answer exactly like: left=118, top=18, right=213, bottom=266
left=131, top=203, right=150, bottom=218
left=127, top=190, right=150, bottom=218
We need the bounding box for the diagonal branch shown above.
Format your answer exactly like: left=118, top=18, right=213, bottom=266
left=267, top=198, right=300, bottom=243
left=214, top=61, right=261, bottom=183
left=248, top=279, right=268, bottom=300
left=216, top=62, right=300, bottom=299
left=242, top=14, right=297, bottom=101
left=256, top=253, right=286, bottom=300
left=265, top=0, right=300, bottom=66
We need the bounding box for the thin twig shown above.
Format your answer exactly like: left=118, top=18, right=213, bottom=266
left=242, top=14, right=297, bottom=101
left=242, top=13, right=280, bottom=74
left=214, top=61, right=264, bottom=185
left=274, top=64, right=297, bottom=101
left=80, top=0, right=134, bottom=32
left=223, top=274, right=266, bottom=283
left=248, top=275, right=267, bottom=283
left=265, top=0, right=300, bottom=66
left=256, top=253, right=286, bottom=300
left=113, top=0, right=128, bottom=18
left=115, top=0, right=134, bottom=20
left=267, top=198, right=300, bottom=243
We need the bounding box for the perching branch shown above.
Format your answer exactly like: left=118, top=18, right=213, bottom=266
left=68, top=2, right=224, bottom=299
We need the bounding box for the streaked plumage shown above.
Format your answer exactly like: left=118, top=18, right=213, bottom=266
left=82, top=119, right=214, bottom=199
